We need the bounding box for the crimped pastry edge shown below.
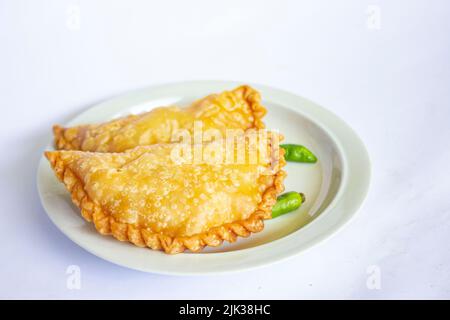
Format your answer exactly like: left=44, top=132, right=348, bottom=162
left=44, top=146, right=285, bottom=254
left=53, top=85, right=267, bottom=151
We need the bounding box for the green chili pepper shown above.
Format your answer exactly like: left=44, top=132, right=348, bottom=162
left=280, top=144, right=317, bottom=163
left=272, top=191, right=305, bottom=218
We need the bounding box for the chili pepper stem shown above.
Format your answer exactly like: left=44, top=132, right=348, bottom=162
left=299, top=192, right=306, bottom=204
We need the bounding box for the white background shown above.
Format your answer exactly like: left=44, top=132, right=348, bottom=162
left=1, top=0, right=449, bottom=299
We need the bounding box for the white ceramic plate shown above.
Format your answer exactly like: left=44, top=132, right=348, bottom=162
left=37, top=81, right=370, bottom=275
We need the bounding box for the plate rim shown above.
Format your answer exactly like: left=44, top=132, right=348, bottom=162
left=37, top=80, right=371, bottom=275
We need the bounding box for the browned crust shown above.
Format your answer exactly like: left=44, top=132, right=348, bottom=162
left=53, top=124, right=78, bottom=150
left=232, top=85, right=266, bottom=130
left=44, top=146, right=285, bottom=254
left=53, top=85, right=267, bottom=152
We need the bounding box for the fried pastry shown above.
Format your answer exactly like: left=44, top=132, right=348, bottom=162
left=45, top=132, right=286, bottom=254
left=53, top=85, right=266, bottom=152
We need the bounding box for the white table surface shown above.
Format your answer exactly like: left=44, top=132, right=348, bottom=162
left=1, top=0, right=449, bottom=299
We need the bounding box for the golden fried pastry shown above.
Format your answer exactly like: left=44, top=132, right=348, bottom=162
left=45, top=132, right=286, bottom=254
left=53, top=85, right=266, bottom=152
